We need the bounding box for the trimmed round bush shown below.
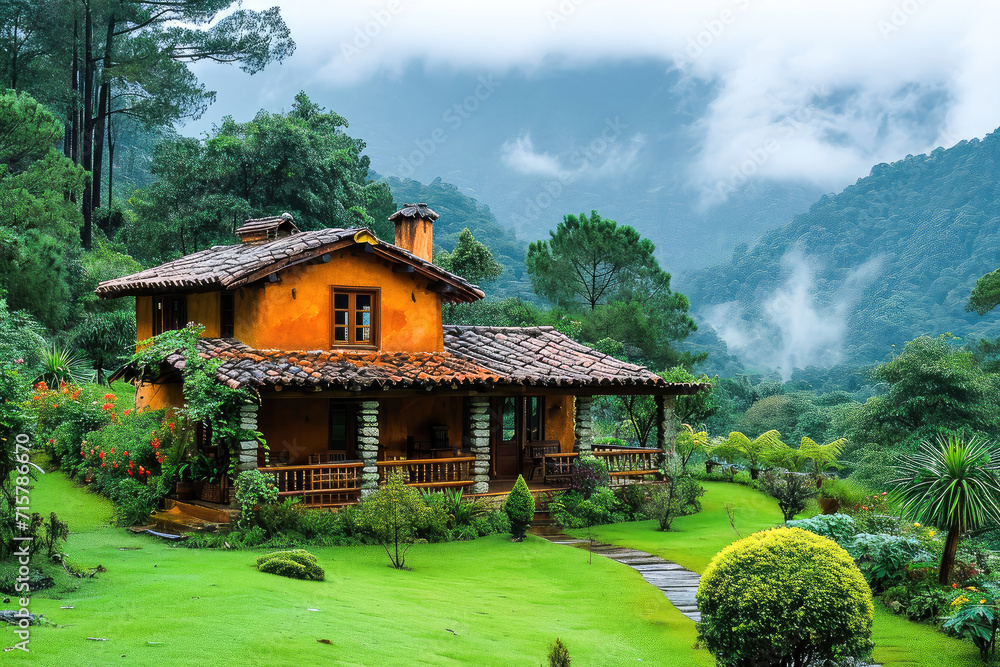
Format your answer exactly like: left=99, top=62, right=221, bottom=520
left=504, top=475, right=535, bottom=540
left=255, top=549, right=325, bottom=581
left=697, top=527, right=874, bottom=666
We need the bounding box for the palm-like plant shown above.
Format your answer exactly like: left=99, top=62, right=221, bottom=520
left=34, top=344, right=95, bottom=387
left=892, top=434, right=1000, bottom=585
left=798, top=437, right=848, bottom=484
left=714, top=430, right=785, bottom=478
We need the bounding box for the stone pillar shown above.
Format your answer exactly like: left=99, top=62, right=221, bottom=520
left=657, top=394, right=677, bottom=456
left=574, top=396, right=594, bottom=455
left=236, top=402, right=259, bottom=472
left=358, top=400, right=380, bottom=496
left=468, top=397, right=491, bottom=494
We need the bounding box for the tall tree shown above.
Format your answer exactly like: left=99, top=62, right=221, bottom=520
left=527, top=210, right=698, bottom=368
left=0, top=0, right=296, bottom=249
left=125, top=92, right=394, bottom=264
left=435, top=228, right=503, bottom=286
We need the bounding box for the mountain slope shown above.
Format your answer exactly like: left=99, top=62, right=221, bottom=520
left=681, top=131, right=1000, bottom=376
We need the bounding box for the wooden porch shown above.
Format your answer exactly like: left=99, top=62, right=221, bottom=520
left=258, top=447, right=663, bottom=508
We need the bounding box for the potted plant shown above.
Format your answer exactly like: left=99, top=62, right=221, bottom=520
left=198, top=455, right=226, bottom=503
left=173, top=458, right=198, bottom=500
left=816, top=479, right=841, bottom=515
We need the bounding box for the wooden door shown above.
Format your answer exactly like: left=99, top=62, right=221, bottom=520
left=492, top=396, right=522, bottom=478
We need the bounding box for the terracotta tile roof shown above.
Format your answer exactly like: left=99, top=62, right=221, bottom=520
left=95, top=227, right=484, bottom=302
left=149, top=338, right=503, bottom=391
left=443, top=326, right=696, bottom=389
left=389, top=203, right=438, bottom=221
left=118, top=327, right=707, bottom=394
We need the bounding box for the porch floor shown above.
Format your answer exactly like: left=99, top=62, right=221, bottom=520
left=481, top=477, right=570, bottom=495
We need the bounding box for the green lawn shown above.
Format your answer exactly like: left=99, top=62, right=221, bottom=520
left=568, top=481, right=984, bottom=666
left=4, top=470, right=712, bottom=666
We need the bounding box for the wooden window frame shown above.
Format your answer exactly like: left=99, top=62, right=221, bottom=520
left=220, top=292, right=235, bottom=338
left=152, top=295, right=187, bottom=336
left=329, top=286, right=380, bottom=348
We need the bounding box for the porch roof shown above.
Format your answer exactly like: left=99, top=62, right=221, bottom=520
left=119, top=327, right=707, bottom=395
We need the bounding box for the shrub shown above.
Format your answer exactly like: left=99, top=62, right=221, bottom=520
left=697, top=527, right=874, bottom=666
left=571, top=456, right=609, bottom=499
left=504, top=475, right=534, bottom=540
left=846, top=532, right=933, bottom=592
left=255, top=549, right=325, bottom=581
left=786, top=513, right=858, bottom=545
left=354, top=472, right=430, bottom=568
left=105, top=477, right=160, bottom=526
left=644, top=457, right=704, bottom=531
left=546, top=637, right=571, bottom=666
left=233, top=469, right=279, bottom=529
left=758, top=470, right=817, bottom=522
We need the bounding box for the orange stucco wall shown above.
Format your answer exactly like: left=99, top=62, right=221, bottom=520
left=187, top=292, right=221, bottom=337
left=136, top=296, right=153, bottom=345
left=237, top=248, right=444, bottom=352
left=257, top=398, right=330, bottom=465
left=136, top=381, right=184, bottom=411
left=547, top=395, right=575, bottom=452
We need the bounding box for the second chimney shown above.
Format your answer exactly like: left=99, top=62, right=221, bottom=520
left=389, top=203, right=438, bottom=262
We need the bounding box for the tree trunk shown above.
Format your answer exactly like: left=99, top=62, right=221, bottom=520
left=80, top=1, right=93, bottom=249
left=91, top=13, right=114, bottom=213
left=939, top=518, right=962, bottom=585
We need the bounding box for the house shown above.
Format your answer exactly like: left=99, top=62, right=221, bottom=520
left=98, top=204, right=706, bottom=506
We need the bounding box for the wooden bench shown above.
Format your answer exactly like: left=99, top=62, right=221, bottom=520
left=542, top=451, right=578, bottom=486
left=528, top=441, right=561, bottom=480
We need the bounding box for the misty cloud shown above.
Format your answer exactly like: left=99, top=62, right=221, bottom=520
left=231, top=0, right=1000, bottom=201
left=499, top=130, right=643, bottom=180
left=706, top=248, right=884, bottom=379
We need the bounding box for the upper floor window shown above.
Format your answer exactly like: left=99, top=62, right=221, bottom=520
left=152, top=295, right=186, bottom=335
left=331, top=288, right=378, bottom=347
left=220, top=293, right=235, bottom=338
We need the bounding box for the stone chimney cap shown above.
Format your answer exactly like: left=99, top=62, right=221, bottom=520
left=389, top=202, right=439, bottom=221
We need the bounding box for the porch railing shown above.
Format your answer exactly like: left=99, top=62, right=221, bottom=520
left=593, top=448, right=663, bottom=480
left=377, top=456, right=475, bottom=489
left=259, top=461, right=364, bottom=508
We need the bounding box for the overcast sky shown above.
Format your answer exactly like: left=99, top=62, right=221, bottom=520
left=185, top=0, right=1000, bottom=267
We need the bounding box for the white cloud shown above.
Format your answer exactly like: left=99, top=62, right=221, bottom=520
left=500, top=132, right=643, bottom=180
left=240, top=0, right=1000, bottom=198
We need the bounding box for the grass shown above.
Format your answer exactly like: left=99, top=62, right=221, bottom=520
left=3, top=468, right=712, bottom=666
left=568, top=481, right=984, bottom=666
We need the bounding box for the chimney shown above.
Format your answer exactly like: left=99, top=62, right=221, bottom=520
left=388, top=203, right=438, bottom=262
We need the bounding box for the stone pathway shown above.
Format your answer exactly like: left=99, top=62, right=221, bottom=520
left=533, top=528, right=881, bottom=667
left=532, top=529, right=703, bottom=621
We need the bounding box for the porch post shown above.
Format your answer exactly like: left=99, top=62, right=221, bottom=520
left=657, top=394, right=677, bottom=456
left=468, top=397, right=491, bottom=494
left=574, top=396, right=593, bottom=455
left=358, top=400, right=380, bottom=496
left=236, top=401, right=259, bottom=472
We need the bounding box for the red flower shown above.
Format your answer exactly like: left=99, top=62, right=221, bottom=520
left=123, top=451, right=128, bottom=457
left=101, top=463, right=106, bottom=467
left=110, top=448, right=115, bottom=454
left=127, top=469, right=133, bottom=476
left=48, top=439, right=54, bottom=444
left=103, top=393, right=116, bottom=401
left=123, top=409, right=131, bottom=417
left=32, top=395, right=41, bottom=401
left=102, top=403, right=113, bottom=411
left=99, top=451, right=104, bottom=459
left=90, top=449, right=95, bottom=455
left=113, top=462, right=118, bottom=469
left=139, top=466, right=145, bottom=475
left=882, top=491, right=888, bottom=496
left=71, top=390, right=80, bottom=400
left=954, top=583, right=959, bottom=589
left=168, top=422, right=175, bottom=433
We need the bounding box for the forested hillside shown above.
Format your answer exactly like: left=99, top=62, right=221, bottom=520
left=683, top=130, right=1000, bottom=375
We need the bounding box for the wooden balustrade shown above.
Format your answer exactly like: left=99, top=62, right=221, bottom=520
left=593, top=448, right=662, bottom=482
left=259, top=461, right=364, bottom=508
left=377, top=456, right=475, bottom=489
left=541, top=452, right=578, bottom=485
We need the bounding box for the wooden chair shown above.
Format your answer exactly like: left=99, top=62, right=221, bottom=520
left=308, top=450, right=347, bottom=465
left=528, top=440, right=560, bottom=480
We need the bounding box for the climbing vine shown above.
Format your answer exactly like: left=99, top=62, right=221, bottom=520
left=131, top=324, right=261, bottom=477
